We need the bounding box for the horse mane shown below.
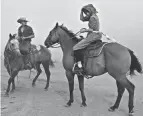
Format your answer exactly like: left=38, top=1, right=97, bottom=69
left=59, top=24, right=79, bottom=42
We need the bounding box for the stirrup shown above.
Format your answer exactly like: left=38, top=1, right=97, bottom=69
left=26, top=62, right=32, bottom=69
left=72, top=63, right=77, bottom=72
left=72, top=64, right=83, bottom=75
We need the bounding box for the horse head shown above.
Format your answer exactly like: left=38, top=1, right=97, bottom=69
left=44, top=22, right=61, bottom=48
left=6, top=33, right=21, bottom=56
left=44, top=22, right=78, bottom=49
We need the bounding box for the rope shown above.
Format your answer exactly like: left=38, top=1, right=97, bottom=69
left=50, top=43, right=61, bottom=48
left=101, top=32, right=117, bottom=43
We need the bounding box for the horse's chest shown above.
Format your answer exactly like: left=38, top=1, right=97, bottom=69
left=62, top=54, right=74, bottom=70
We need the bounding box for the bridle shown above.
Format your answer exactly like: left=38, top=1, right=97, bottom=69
left=6, top=41, right=20, bottom=54
left=46, top=29, right=82, bottom=48
left=47, top=41, right=61, bottom=48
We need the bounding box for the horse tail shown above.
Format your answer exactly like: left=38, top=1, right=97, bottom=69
left=40, top=45, right=55, bottom=67
left=128, top=49, right=143, bottom=75
left=49, top=58, right=55, bottom=67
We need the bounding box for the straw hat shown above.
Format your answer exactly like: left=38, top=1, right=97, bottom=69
left=17, top=17, right=29, bottom=23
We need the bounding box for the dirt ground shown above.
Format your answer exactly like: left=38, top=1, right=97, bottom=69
left=1, top=61, right=143, bottom=116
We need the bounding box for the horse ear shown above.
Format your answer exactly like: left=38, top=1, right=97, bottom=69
left=56, top=22, right=59, bottom=28
left=9, top=33, right=12, bottom=38
left=8, top=33, right=13, bottom=42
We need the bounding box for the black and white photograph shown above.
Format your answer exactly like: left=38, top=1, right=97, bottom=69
left=1, top=0, right=143, bottom=116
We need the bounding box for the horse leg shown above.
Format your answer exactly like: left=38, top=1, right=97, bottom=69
left=77, top=75, right=87, bottom=107
left=5, top=70, right=18, bottom=96
left=42, top=61, right=51, bottom=90
left=11, top=71, right=18, bottom=93
left=109, top=80, right=125, bottom=111
left=111, top=75, right=135, bottom=115
left=17, top=74, right=19, bottom=82
left=11, top=78, right=16, bottom=93
left=126, top=79, right=135, bottom=115
left=5, top=77, right=12, bottom=96
left=29, top=69, right=32, bottom=78
left=65, top=71, right=75, bottom=107
left=32, top=63, right=42, bottom=87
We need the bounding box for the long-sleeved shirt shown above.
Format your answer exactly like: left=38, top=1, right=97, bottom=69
left=88, top=14, right=100, bottom=31
left=18, top=25, right=34, bottom=38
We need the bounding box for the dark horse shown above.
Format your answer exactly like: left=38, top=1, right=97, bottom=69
left=4, top=33, right=54, bottom=96
left=44, top=23, right=142, bottom=116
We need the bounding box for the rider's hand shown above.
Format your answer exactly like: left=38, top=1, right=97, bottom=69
left=21, top=37, right=25, bottom=40
left=23, top=37, right=28, bottom=40
left=80, top=28, right=87, bottom=33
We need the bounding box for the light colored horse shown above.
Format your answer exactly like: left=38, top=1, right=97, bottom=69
left=4, top=33, right=54, bottom=96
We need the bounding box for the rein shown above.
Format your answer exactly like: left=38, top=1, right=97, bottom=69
left=49, top=43, right=61, bottom=48
left=48, top=30, right=81, bottom=48
left=69, top=30, right=81, bottom=39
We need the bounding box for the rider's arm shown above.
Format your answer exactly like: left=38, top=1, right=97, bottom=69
left=80, top=14, right=100, bottom=33
left=80, top=10, right=89, bottom=22
left=85, top=28, right=93, bottom=32
left=85, top=29, right=100, bottom=33
left=23, top=26, right=35, bottom=39
left=23, top=35, right=35, bottom=39
left=18, top=26, right=22, bottom=37
left=80, top=28, right=99, bottom=33
left=89, top=15, right=99, bottom=31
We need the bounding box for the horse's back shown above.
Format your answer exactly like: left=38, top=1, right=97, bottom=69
left=104, top=42, right=131, bottom=64
left=31, top=45, right=52, bottom=62
left=104, top=42, right=130, bottom=56
left=84, top=42, right=131, bottom=76
left=104, top=42, right=131, bottom=76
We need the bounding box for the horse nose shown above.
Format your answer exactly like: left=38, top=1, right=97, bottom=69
left=44, top=41, right=47, bottom=46
left=44, top=41, right=49, bottom=48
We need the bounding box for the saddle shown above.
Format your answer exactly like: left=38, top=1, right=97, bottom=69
left=84, top=40, right=107, bottom=58
left=18, top=39, right=39, bottom=70
left=73, top=40, right=108, bottom=78
left=19, top=39, right=37, bottom=55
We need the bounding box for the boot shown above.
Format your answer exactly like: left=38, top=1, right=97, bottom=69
left=25, top=62, right=32, bottom=69
left=72, top=61, right=83, bottom=74
left=23, top=56, right=32, bottom=70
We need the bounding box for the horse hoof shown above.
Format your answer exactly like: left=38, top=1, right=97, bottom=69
left=4, top=93, right=9, bottom=97
left=129, top=110, right=134, bottom=116
left=44, top=88, right=48, bottom=91
left=108, top=106, right=116, bottom=112
left=32, top=83, right=36, bottom=87
left=64, top=102, right=72, bottom=107
left=64, top=104, right=71, bottom=107
left=129, top=113, right=134, bottom=116
left=10, top=90, right=14, bottom=94
left=81, top=103, right=87, bottom=107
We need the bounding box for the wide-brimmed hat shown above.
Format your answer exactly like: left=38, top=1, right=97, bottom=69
left=17, top=17, right=29, bottom=23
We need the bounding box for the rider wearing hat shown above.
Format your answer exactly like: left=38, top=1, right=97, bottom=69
left=17, top=17, right=35, bottom=69
left=73, top=4, right=102, bottom=72
left=17, top=17, right=35, bottom=41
